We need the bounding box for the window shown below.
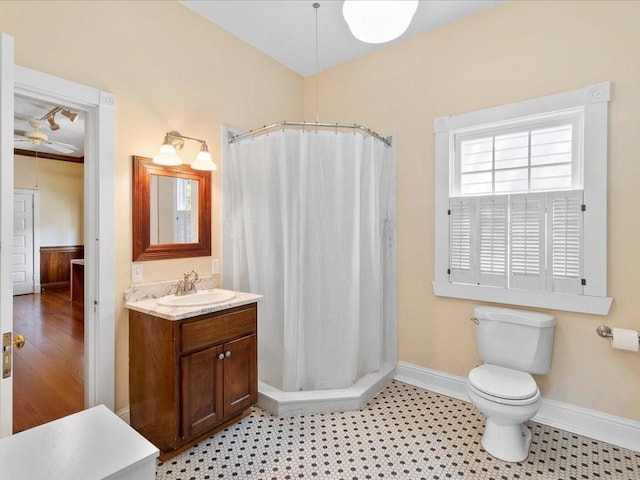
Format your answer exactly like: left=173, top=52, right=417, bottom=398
left=433, top=82, right=612, bottom=315
left=175, top=178, right=193, bottom=243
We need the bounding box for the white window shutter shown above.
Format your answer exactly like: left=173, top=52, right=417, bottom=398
left=549, top=190, right=583, bottom=294
left=449, top=197, right=475, bottom=284
left=478, top=196, right=508, bottom=287
left=175, top=210, right=191, bottom=243
left=510, top=193, right=546, bottom=290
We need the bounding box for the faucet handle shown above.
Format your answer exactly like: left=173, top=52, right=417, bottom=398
left=184, top=269, right=199, bottom=280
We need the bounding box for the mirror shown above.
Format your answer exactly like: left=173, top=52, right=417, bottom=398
left=132, top=155, right=211, bottom=261
left=150, top=175, right=199, bottom=245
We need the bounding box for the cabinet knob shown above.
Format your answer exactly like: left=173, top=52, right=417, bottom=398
left=218, top=353, right=225, bottom=360
left=225, top=350, right=231, bottom=358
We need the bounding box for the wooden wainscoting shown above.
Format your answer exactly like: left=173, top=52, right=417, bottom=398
left=40, top=245, right=84, bottom=291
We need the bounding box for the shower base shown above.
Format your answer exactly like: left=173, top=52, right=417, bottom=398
left=257, top=363, right=396, bottom=417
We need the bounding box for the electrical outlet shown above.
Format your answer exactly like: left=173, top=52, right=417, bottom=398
left=132, top=263, right=143, bottom=283
left=212, top=258, right=220, bottom=275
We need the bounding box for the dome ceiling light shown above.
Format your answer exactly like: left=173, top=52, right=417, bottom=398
left=342, top=0, right=419, bottom=44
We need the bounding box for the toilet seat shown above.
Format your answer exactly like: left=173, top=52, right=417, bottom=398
left=468, top=364, right=540, bottom=406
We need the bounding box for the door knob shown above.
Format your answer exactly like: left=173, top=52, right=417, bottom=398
left=225, top=350, right=231, bottom=358
left=2, top=333, right=25, bottom=379
left=13, top=334, right=25, bottom=349
left=218, top=353, right=225, bottom=360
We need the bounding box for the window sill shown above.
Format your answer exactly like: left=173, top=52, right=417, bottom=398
left=432, top=281, right=612, bottom=316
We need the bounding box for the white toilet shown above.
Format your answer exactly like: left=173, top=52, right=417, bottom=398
left=467, top=306, right=556, bottom=463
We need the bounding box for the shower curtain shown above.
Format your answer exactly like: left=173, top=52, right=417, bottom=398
left=223, top=129, right=396, bottom=392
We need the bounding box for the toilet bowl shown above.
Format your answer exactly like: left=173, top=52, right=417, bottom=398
left=467, top=364, right=542, bottom=462
left=467, top=306, right=556, bottom=463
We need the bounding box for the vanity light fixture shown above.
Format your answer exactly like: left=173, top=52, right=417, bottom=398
left=153, top=131, right=217, bottom=171
left=342, top=0, right=418, bottom=44
left=153, top=133, right=182, bottom=166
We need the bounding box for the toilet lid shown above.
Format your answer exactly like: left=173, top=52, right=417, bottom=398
left=468, top=364, right=538, bottom=400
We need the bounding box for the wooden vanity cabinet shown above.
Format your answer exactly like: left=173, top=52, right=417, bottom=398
left=129, top=303, right=257, bottom=455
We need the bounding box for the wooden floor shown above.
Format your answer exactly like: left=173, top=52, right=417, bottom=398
left=12, top=288, right=84, bottom=433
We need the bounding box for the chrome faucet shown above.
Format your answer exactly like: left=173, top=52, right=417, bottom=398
left=176, top=270, right=199, bottom=296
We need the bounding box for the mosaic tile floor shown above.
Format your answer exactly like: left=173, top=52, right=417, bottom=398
left=156, top=380, right=640, bottom=480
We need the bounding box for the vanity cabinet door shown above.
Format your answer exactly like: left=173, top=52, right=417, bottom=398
left=180, top=344, right=225, bottom=440
left=223, top=334, right=258, bottom=419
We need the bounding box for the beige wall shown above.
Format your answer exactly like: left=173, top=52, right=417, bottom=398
left=14, top=155, right=84, bottom=246
left=304, top=0, right=640, bottom=420
left=0, top=1, right=303, bottom=411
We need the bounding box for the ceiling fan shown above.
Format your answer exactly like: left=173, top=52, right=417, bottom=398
left=14, top=120, right=78, bottom=154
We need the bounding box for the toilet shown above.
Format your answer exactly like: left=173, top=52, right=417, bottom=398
left=467, top=306, right=556, bottom=463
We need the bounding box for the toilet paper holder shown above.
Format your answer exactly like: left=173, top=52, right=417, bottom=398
left=596, top=325, right=640, bottom=341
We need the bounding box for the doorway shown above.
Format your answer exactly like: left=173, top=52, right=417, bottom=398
left=0, top=36, right=116, bottom=437
left=12, top=139, right=86, bottom=431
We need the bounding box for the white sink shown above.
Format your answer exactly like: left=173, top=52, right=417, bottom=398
left=157, top=289, right=237, bottom=307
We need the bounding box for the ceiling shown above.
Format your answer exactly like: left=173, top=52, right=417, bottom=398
left=14, top=96, right=85, bottom=158
left=180, top=0, right=505, bottom=76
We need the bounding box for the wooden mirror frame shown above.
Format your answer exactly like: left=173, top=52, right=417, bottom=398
left=132, top=155, right=211, bottom=261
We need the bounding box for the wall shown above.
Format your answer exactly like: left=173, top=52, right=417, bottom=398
left=304, top=0, right=640, bottom=421
left=0, top=1, right=303, bottom=412
left=14, top=154, right=83, bottom=246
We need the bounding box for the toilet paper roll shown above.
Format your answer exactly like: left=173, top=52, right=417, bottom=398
left=611, top=327, right=640, bottom=352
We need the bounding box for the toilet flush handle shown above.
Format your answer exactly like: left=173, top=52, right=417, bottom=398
left=470, top=317, right=479, bottom=325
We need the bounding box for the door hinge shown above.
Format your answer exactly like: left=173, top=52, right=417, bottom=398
left=581, top=204, right=586, bottom=212
left=447, top=268, right=451, bottom=275
left=447, top=209, right=451, bottom=215
left=581, top=278, right=587, bottom=286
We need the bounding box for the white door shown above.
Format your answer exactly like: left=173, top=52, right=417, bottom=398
left=13, top=191, right=34, bottom=295
left=0, top=32, right=16, bottom=437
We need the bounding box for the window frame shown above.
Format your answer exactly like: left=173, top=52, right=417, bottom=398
left=452, top=112, right=583, bottom=196
left=433, top=82, right=612, bottom=315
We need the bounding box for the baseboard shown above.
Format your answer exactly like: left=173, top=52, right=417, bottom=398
left=395, top=361, right=640, bottom=453
left=116, top=406, right=131, bottom=425
left=395, top=361, right=468, bottom=402
left=40, top=280, right=69, bottom=291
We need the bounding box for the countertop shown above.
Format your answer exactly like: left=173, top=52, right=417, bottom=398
left=125, top=285, right=262, bottom=321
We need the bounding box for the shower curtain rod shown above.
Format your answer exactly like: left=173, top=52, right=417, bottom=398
left=227, top=121, right=393, bottom=148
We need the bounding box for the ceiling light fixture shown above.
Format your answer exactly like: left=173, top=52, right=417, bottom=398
left=153, top=131, right=217, bottom=171
left=61, top=109, right=79, bottom=123
left=47, top=116, right=60, bottom=131
left=40, top=106, right=80, bottom=130
left=342, top=0, right=418, bottom=44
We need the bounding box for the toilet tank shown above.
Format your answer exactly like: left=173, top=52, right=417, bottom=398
left=474, top=306, right=556, bottom=374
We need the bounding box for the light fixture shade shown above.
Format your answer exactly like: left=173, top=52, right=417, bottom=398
left=61, top=109, right=79, bottom=123
left=47, top=116, right=60, bottom=131
left=191, top=144, right=217, bottom=171
left=343, top=0, right=418, bottom=44
left=153, top=136, right=182, bottom=166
